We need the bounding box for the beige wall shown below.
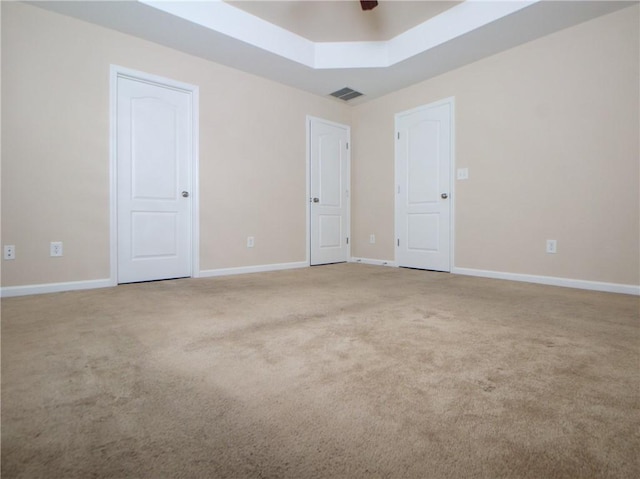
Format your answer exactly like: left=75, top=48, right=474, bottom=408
left=1, top=2, right=350, bottom=287
left=351, top=5, right=640, bottom=286
left=2, top=2, right=639, bottom=290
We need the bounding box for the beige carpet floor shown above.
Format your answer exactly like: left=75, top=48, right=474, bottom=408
left=1, top=263, right=638, bottom=478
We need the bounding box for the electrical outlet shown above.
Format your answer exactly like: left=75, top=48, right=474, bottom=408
left=457, top=168, right=469, bottom=180
left=50, top=241, right=63, bottom=257
left=247, top=236, right=255, bottom=248
left=369, top=234, right=376, bottom=244
left=546, top=239, right=557, bottom=254
left=4, top=245, right=16, bottom=260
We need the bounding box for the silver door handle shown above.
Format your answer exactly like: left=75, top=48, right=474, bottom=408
left=441, top=193, right=448, bottom=199
left=182, top=191, right=190, bottom=198
left=312, top=197, right=319, bottom=203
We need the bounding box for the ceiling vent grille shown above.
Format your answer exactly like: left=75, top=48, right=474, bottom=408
left=330, top=87, right=363, bottom=101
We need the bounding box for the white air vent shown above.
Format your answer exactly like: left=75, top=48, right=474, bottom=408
left=330, top=87, right=363, bottom=101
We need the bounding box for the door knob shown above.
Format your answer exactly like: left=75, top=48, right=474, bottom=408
left=313, top=197, right=320, bottom=203
left=441, top=193, right=448, bottom=199
left=182, top=191, right=190, bottom=198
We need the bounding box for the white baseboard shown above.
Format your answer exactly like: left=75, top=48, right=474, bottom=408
left=0, top=278, right=113, bottom=298
left=4, top=264, right=635, bottom=297
left=199, top=261, right=308, bottom=278
left=1, top=262, right=307, bottom=298
left=350, top=257, right=397, bottom=267
left=452, top=267, right=640, bottom=296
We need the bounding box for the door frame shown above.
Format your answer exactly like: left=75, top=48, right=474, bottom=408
left=306, top=116, right=351, bottom=265
left=394, top=97, right=456, bottom=271
left=109, top=65, right=200, bottom=285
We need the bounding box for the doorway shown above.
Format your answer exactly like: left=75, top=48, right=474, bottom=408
left=110, top=66, right=199, bottom=284
left=308, top=117, right=351, bottom=265
left=395, top=98, right=454, bottom=272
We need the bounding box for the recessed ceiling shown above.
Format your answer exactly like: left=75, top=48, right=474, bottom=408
left=29, top=1, right=637, bottom=105
left=226, top=1, right=461, bottom=42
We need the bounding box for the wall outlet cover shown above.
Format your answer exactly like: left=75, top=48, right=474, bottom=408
left=4, top=245, right=16, bottom=260
left=50, top=241, right=63, bottom=257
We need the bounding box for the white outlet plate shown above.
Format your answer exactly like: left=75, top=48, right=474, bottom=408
left=4, top=245, right=16, bottom=260
left=247, top=236, right=255, bottom=248
left=369, top=234, right=376, bottom=244
left=50, top=241, right=63, bottom=257
left=546, top=239, right=557, bottom=254
left=457, top=168, right=469, bottom=180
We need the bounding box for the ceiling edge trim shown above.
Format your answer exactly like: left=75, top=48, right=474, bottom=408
left=140, top=0, right=540, bottom=71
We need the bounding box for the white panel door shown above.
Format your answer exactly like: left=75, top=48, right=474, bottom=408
left=310, top=119, right=350, bottom=265
left=395, top=100, right=452, bottom=271
left=117, top=77, right=192, bottom=283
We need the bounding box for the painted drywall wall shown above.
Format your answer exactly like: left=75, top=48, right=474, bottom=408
left=1, top=2, right=350, bottom=288
left=3, top=2, right=638, bottom=291
left=351, top=5, right=639, bottom=286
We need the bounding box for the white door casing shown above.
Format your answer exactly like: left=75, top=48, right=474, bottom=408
left=395, top=99, right=453, bottom=272
left=309, top=118, right=350, bottom=265
left=112, top=67, right=199, bottom=284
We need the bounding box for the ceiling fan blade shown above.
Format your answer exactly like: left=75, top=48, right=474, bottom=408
left=360, top=1, right=378, bottom=11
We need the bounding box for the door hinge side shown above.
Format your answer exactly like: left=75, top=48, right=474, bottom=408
left=346, top=142, right=349, bottom=150
left=397, top=132, right=400, bottom=140
left=397, top=239, right=400, bottom=247
left=347, top=237, right=349, bottom=245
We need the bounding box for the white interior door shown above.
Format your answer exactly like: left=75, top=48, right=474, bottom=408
left=309, top=118, right=350, bottom=265
left=117, top=76, right=192, bottom=283
left=395, top=100, right=452, bottom=272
